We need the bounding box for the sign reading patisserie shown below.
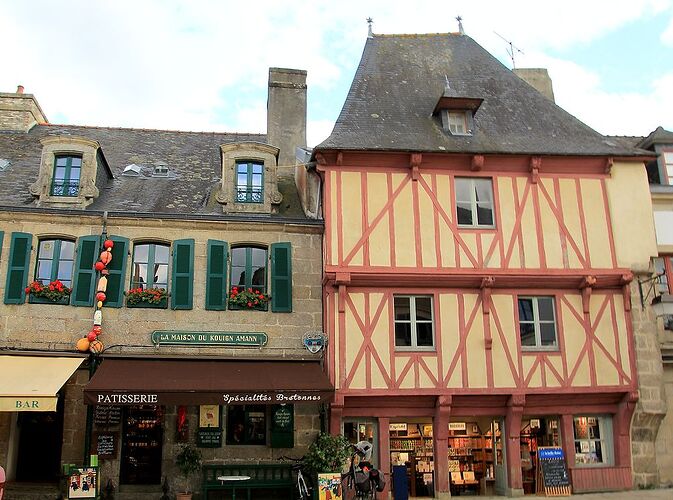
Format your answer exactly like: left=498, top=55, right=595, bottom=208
left=151, top=331, right=268, bottom=347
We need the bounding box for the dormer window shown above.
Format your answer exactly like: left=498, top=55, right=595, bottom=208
left=51, top=155, right=81, bottom=196
left=236, top=161, right=264, bottom=203
left=446, top=111, right=469, bottom=135
left=153, top=163, right=169, bottom=177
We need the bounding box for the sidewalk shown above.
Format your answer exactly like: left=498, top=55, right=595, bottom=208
left=476, top=489, right=673, bottom=499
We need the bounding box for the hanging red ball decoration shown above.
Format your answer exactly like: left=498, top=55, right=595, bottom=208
left=87, top=331, right=98, bottom=342
left=104, top=240, right=114, bottom=249
left=94, top=261, right=106, bottom=271
left=92, top=325, right=102, bottom=335
left=96, top=292, right=106, bottom=302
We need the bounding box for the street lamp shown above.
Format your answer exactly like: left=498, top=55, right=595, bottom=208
left=638, top=272, right=673, bottom=317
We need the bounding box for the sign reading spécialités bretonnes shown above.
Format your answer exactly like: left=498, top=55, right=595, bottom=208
left=151, top=331, right=268, bottom=347
left=93, top=392, right=329, bottom=405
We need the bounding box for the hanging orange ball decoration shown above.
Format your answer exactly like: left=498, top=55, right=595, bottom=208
left=76, top=337, right=90, bottom=352
left=89, top=340, right=104, bottom=354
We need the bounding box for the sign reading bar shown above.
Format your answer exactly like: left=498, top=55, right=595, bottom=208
left=151, top=331, right=268, bottom=347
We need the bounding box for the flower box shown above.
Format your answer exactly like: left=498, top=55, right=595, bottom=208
left=25, top=280, right=72, bottom=305
left=28, top=295, right=71, bottom=305
left=125, top=287, right=168, bottom=309
left=227, top=287, right=270, bottom=311
left=126, top=297, right=168, bottom=309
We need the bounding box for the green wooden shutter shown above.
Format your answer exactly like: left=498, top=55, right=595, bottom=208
left=0, top=231, right=4, bottom=261
left=206, top=240, right=228, bottom=311
left=71, top=236, right=100, bottom=306
left=271, top=242, right=292, bottom=312
left=171, top=239, right=194, bottom=310
left=4, top=232, right=32, bottom=304
left=105, top=236, right=129, bottom=308
left=270, top=404, right=294, bottom=448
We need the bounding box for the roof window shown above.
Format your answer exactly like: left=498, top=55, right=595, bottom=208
left=122, top=164, right=142, bottom=176
left=0, top=159, right=9, bottom=171
left=433, top=79, right=482, bottom=137
left=153, top=163, right=169, bottom=177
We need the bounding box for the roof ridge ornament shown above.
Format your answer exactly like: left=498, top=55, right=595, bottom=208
left=456, top=16, right=464, bottom=35
left=367, top=17, right=373, bottom=38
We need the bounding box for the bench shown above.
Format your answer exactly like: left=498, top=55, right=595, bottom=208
left=202, top=464, right=293, bottom=499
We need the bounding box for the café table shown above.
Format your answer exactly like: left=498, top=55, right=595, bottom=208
left=216, top=475, right=251, bottom=500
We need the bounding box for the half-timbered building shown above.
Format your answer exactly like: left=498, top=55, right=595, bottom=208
left=313, top=33, right=657, bottom=497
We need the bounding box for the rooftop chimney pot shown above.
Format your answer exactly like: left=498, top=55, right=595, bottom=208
left=16, top=85, right=24, bottom=94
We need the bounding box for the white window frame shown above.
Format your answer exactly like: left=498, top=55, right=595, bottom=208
left=664, top=150, right=673, bottom=185
left=393, top=295, right=435, bottom=351
left=573, top=415, right=613, bottom=467
left=518, top=296, right=558, bottom=350
left=455, top=177, right=495, bottom=229
left=448, top=111, right=468, bottom=135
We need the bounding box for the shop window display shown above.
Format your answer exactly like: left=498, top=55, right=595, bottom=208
left=226, top=405, right=266, bottom=445
left=573, top=416, right=612, bottom=465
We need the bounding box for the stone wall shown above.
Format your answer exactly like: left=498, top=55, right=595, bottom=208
left=629, top=278, right=668, bottom=488
left=0, top=93, right=48, bottom=132
left=656, top=364, right=673, bottom=486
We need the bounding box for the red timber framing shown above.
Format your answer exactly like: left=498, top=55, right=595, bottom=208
left=319, top=151, right=642, bottom=497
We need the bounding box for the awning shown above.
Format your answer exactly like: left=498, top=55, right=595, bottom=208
left=84, top=359, right=334, bottom=406
left=0, top=355, right=85, bottom=412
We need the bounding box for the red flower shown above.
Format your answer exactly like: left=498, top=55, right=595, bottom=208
left=247, top=301, right=252, bottom=307
left=25, top=287, right=30, bottom=293
left=248, top=288, right=253, bottom=293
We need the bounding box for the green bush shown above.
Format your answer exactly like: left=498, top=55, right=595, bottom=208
left=175, top=444, right=202, bottom=492
left=303, top=433, right=351, bottom=474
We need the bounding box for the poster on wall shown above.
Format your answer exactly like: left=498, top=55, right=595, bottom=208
left=199, top=405, right=220, bottom=428
left=318, top=473, right=343, bottom=500
left=68, top=467, right=98, bottom=499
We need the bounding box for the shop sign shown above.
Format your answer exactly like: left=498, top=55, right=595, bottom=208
left=0, top=397, right=56, bottom=412
left=389, top=423, right=407, bottom=431
left=68, top=467, right=98, bottom=499
left=91, top=432, right=118, bottom=459
left=449, top=422, right=466, bottom=431
left=151, top=330, right=268, bottom=347
left=302, top=331, right=327, bottom=353
left=197, top=428, right=222, bottom=448
left=94, top=405, right=121, bottom=426
left=222, top=392, right=325, bottom=404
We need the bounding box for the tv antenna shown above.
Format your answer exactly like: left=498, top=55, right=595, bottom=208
left=494, top=31, right=524, bottom=69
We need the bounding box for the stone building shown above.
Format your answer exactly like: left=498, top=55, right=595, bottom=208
left=313, top=32, right=657, bottom=498
left=0, top=69, right=331, bottom=499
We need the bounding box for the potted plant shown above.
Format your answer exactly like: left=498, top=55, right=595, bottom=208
left=175, top=444, right=202, bottom=500
left=303, top=433, right=351, bottom=498
left=25, top=279, right=72, bottom=304
left=125, top=287, right=168, bottom=308
left=227, top=286, right=270, bottom=310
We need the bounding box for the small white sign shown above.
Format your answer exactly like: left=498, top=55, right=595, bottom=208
left=449, top=422, right=466, bottom=431
left=389, top=423, right=407, bottom=431
left=530, top=419, right=540, bottom=428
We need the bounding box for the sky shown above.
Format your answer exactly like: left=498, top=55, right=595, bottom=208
left=2, top=0, right=673, bottom=147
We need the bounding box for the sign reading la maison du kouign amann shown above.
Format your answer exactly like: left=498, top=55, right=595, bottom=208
left=151, top=331, right=268, bottom=347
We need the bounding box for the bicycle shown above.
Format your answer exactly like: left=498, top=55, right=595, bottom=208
left=279, top=455, right=312, bottom=500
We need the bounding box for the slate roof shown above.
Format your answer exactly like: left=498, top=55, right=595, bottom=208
left=318, top=33, right=647, bottom=157
left=0, top=124, right=307, bottom=219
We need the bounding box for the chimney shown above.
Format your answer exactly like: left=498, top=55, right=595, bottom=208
left=0, top=86, right=48, bottom=132
left=513, top=68, right=555, bottom=103
left=267, top=68, right=307, bottom=176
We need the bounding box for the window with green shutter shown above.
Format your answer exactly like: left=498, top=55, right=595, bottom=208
left=71, top=236, right=100, bottom=307
left=4, top=232, right=32, bottom=304
left=206, top=240, right=228, bottom=311
left=104, top=236, right=129, bottom=308
left=171, top=239, right=194, bottom=310
left=0, top=231, right=4, bottom=262
left=271, top=242, right=292, bottom=312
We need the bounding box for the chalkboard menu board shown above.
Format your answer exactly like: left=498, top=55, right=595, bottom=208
left=94, top=405, right=122, bottom=426
left=92, top=432, right=118, bottom=459
left=270, top=404, right=294, bottom=449
left=197, top=428, right=222, bottom=448
left=537, top=447, right=571, bottom=496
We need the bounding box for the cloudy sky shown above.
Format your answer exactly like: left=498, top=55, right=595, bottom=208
left=2, top=0, right=672, bottom=146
